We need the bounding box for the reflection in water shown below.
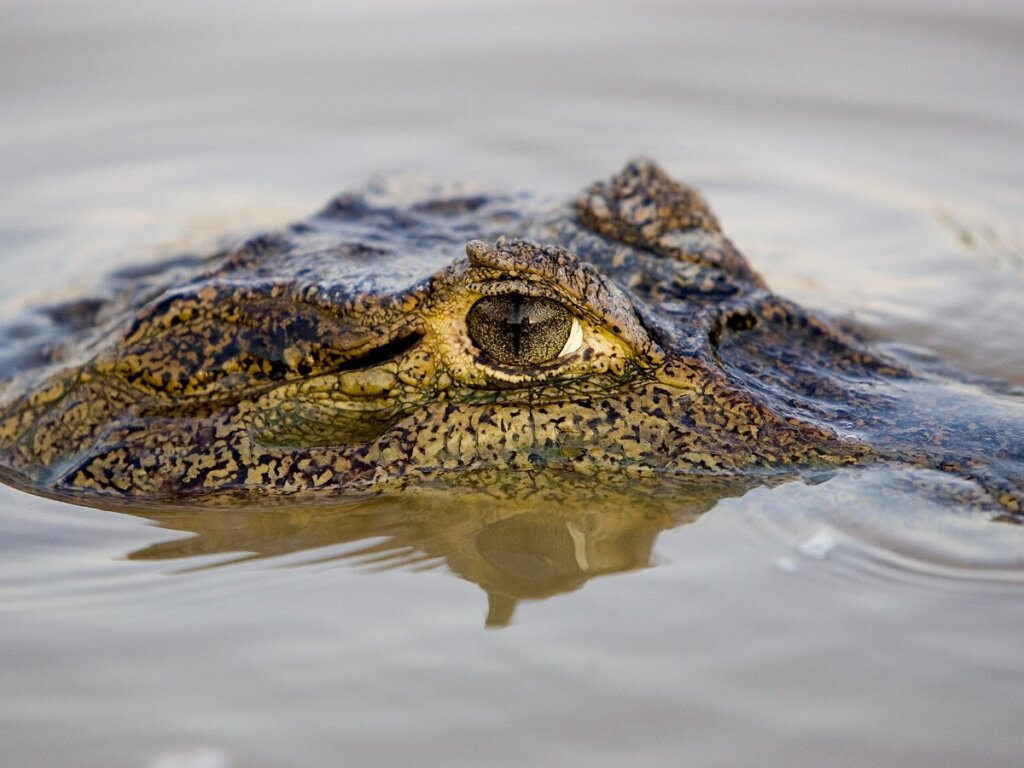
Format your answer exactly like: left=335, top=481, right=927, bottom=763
left=118, top=473, right=762, bottom=627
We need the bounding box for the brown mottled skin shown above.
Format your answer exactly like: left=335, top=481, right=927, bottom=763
left=0, top=160, right=1021, bottom=517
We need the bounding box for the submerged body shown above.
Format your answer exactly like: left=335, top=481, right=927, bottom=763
left=0, top=160, right=1020, bottom=515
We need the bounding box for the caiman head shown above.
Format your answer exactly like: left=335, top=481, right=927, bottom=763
left=0, top=160, right=874, bottom=502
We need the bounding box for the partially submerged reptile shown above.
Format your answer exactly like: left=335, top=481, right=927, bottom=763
left=0, top=160, right=1021, bottom=517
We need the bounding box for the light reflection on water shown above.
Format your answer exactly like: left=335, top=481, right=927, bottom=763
left=2, top=0, right=1024, bottom=766
left=2, top=471, right=1023, bottom=767
left=95, top=477, right=740, bottom=628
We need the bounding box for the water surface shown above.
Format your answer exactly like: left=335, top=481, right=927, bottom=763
left=1, top=1, right=1023, bottom=766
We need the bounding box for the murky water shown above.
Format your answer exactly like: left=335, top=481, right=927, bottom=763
left=2, top=1, right=1023, bottom=766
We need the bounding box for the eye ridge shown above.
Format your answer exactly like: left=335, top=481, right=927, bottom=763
left=466, top=293, right=575, bottom=367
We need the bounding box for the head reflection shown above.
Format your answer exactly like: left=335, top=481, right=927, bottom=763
left=121, top=473, right=756, bottom=627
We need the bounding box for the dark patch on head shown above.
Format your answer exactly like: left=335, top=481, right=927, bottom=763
left=318, top=193, right=372, bottom=220
left=411, top=196, right=490, bottom=216
left=43, top=298, right=108, bottom=332
left=726, top=312, right=758, bottom=334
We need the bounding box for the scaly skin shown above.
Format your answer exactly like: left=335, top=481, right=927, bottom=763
left=0, top=160, right=1021, bottom=514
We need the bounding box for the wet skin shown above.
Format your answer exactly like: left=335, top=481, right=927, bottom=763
left=0, top=160, right=1021, bottom=517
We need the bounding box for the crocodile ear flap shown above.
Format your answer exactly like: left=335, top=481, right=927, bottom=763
left=575, top=159, right=760, bottom=282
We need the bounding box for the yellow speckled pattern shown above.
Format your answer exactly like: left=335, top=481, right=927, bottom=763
left=0, top=160, right=1021, bottom=517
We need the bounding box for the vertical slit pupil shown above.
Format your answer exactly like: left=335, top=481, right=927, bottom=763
left=466, top=293, right=573, bottom=367
left=508, top=294, right=526, bottom=355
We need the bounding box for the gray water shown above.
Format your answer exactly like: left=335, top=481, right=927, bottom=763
left=2, top=1, right=1024, bottom=766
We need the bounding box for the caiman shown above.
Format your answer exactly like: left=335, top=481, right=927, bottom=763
left=0, top=160, right=1020, bottom=519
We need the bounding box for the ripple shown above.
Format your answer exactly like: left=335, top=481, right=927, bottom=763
left=935, top=206, right=1024, bottom=273
left=727, top=468, right=1024, bottom=591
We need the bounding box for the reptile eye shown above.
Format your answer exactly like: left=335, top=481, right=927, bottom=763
left=466, top=293, right=582, bottom=367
